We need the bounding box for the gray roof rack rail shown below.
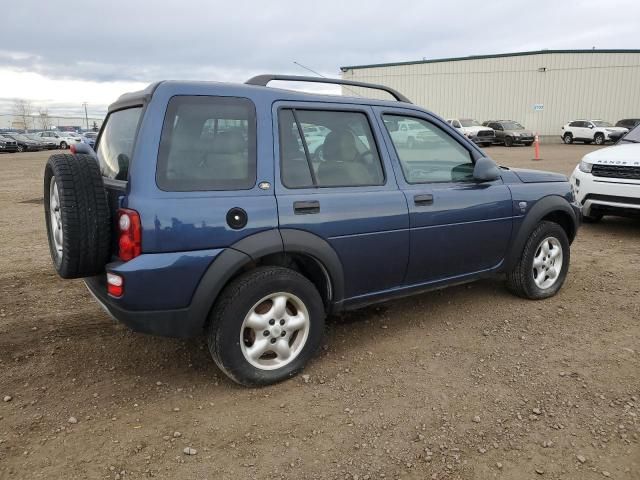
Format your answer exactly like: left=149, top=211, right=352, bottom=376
left=245, top=74, right=412, bottom=104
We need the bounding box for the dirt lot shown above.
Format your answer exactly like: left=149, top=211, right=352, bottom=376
left=0, top=144, right=638, bottom=480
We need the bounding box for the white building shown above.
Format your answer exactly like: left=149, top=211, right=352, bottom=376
left=340, top=49, right=640, bottom=141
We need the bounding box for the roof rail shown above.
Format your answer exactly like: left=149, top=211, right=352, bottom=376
left=245, top=74, right=412, bottom=104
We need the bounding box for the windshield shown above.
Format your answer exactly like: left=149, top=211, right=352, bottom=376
left=11, top=134, right=29, bottom=141
left=97, top=107, right=143, bottom=180
left=620, top=124, right=640, bottom=143
left=592, top=121, right=613, bottom=127
left=501, top=121, right=524, bottom=130
left=459, top=119, right=481, bottom=127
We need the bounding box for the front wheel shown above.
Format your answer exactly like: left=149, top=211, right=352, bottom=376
left=594, top=133, right=605, bottom=145
left=207, top=267, right=325, bottom=386
left=17, top=145, right=24, bottom=153
left=563, top=133, right=573, bottom=144
left=60, top=141, right=68, bottom=149
left=506, top=221, right=570, bottom=299
left=504, top=136, right=514, bottom=147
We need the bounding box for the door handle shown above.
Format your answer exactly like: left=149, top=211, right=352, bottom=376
left=293, top=200, right=320, bottom=215
left=414, top=194, right=434, bottom=206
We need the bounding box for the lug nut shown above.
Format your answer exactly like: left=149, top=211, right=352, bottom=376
left=269, top=319, right=275, bottom=325
left=279, top=319, right=285, bottom=325
left=280, top=331, right=286, bottom=337
left=270, top=338, right=276, bottom=344
left=263, top=330, right=269, bottom=336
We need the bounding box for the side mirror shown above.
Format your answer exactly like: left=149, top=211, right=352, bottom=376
left=589, top=125, right=594, bottom=129
left=473, top=157, right=501, bottom=182
left=71, top=141, right=96, bottom=157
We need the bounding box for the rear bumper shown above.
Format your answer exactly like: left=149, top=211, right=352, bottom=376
left=85, top=275, right=202, bottom=337
left=84, top=248, right=223, bottom=338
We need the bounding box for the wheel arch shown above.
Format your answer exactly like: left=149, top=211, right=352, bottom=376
left=505, top=195, right=578, bottom=271
left=188, top=228, right=345, bottom=330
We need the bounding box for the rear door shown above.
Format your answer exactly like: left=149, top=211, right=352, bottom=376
left=376, top=107, right=513, bottom=286
left=274, top=102, right=409, bottom=300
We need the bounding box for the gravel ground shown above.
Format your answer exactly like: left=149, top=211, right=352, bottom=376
left=0, top=145, right=638, bottom=480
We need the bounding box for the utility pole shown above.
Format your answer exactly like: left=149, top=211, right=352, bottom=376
left=82, top=102, right=89, bottom=130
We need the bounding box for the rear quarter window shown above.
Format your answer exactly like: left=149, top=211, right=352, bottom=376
left=156, top=96, right=257, bottom=191
left=96, top=107, right=143, bottom=181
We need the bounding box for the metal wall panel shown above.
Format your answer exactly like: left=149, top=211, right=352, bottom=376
left=341, top=52, right=640, bottom=140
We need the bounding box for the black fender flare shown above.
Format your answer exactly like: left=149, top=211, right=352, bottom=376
left=188, top=228, right=345, bottom=328
left=280, top=228, right=345, bottom=310
left=504, top=195, right=579, bottom=271
left=187, top=229, right=283, bottom=327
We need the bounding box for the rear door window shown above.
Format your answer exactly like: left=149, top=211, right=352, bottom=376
left=156, top=96, right=256, bottom=191
left=278, top=109, right=384, bottom=188
left=96, top=107, right=143, bottom=180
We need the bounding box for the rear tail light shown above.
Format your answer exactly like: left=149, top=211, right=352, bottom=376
left=107, top=272, right=124, bottom=297
left=117, top=208, right=141, bottom=261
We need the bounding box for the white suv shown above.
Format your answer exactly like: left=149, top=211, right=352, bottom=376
left=569, top=125, right=640, bottom=221
left=36, top=131, right=81, bottom=149
left=561, top=120, right=628, bottom=145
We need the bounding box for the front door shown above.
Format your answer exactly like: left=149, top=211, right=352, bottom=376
left=274, top=102, right=409, bottom=301
left=376, top=108, right=513, bottom=286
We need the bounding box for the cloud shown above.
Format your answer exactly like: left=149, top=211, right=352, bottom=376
left=1, top=0, right=638, bottom=115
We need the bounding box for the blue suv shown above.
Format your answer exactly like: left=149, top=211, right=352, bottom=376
left=44, top=75, right=581, bottom=386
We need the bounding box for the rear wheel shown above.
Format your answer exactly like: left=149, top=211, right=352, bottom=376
left=594, top=133, right=605, bottom=145
left=60, top=141, right=68, bottom=149
left=207, top=267, right=325, bottom=386
left=44, top=154, right=111, bottom=279
left=563, top=133, right=573, bottom=144
left=506, top=221, right=570, bottom=299
left=524, top=141, right=533, bottom=147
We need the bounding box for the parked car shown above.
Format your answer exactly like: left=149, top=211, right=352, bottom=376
left=561, top=120, right=628, bottom=145
left=3, top=133, right=43, bottom=152
left=25, top=134, right=57, bottom=150
left=43, top=75, right=581, bottom=386
left=570, top=123, right=640, bottom=221
left=482, top=120, right=534, bottom=147
left=82, top=131, right=98, bottom=148
left=615, top=118, right=640, bottom=130
left=446, top=118, right=495, bottom=147
left=35, top=131, right=81, bottom=149
left=0, top=134, right=19, bottom=153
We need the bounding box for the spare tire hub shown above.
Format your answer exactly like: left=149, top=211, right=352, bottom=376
left=49, top=176, right=63, bottom=258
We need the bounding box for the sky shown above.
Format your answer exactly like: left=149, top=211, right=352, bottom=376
left=1, top=0, right=639, bottom=118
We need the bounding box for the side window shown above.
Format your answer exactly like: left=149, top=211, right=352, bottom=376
left=156, top=96, right=256, bottom=191
left=383, top=115, right=474, bottom=183
left=279, top=109, right=385, bottom=188
left=569, top=121, right=579, bottom=127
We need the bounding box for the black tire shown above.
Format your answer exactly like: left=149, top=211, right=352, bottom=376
left=594, top=133, right=605, bottom=145
left=524, top=141, right=533, bottom=147
left=17, top=144, right=24, bottom=153
left=504, top=136, right=514, bottom=147
left=563, top=133, right=573, bottom=144
left=207, top=267, right=325, bottom=387
left=506, top=221, right=570, bottom=300
left=44, top=154, right=111, bottom=279
left=60, top=141, right=68, bottom=149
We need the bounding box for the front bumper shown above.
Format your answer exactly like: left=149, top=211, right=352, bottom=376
left=512, top=136, right=534, bottom=144
left=570, top=166, right=640, bottom=217
left=469, top=135, right=495, bottom=145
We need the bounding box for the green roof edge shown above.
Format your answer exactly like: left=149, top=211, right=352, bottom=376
left=340, top=49, right=640, bottom=71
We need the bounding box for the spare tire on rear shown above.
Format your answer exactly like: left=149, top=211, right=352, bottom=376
left=44, top=154, right=111, bottom=279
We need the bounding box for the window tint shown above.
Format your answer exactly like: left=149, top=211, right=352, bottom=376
left=383, top=115, right=474, bottom=183
left=156, top=96, right=256, bottom=191
left=279, top=109, right=384, bottom=188
left=96, top=107, right=142, bottom=180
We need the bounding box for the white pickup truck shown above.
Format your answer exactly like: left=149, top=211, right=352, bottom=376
left=446, top=118, right=495, bottom=147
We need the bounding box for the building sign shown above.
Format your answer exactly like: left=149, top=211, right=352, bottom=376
left=533, top=104, right=544, bottom=111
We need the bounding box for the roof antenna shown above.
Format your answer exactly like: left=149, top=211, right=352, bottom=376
left=292, top=61, right=362, bottom=97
